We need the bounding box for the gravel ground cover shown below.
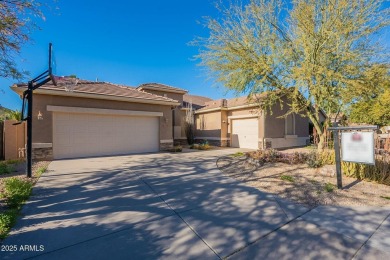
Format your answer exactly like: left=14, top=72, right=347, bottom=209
left=217, top=155, right=390, bottom=208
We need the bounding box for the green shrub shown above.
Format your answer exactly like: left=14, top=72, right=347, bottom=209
left=231, top=152, right=245, bottom=157
left=290, top=152, right=308, bottom=164
left=341, top=156, right=390, bottom=186
left=5, top=159, right=23, bottom=165
left=0, top=163, right=10, bottom=175
left=324, top=183, right=336, bottom=192
left=198, top=143, right=211, bottom=150
left=36, top=166, right=48, bottom=176
left=280, top=175, right=295, bottom=182
left=0, top=208, right=19, bottom=239
left=0, top=159, right=21, bottom=175
left=2, top=178, right=33, bottom=207
left=319, top=149, right=335, bottom=165
left=191, top=141, right=211, bottom=150
left=306, top=151, right=323, bottom=168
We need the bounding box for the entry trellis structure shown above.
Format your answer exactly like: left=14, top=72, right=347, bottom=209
left=327, top=125, right=378, bottom=189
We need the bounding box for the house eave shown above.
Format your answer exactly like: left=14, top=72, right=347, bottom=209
left=137, top=86, right=188, bottom=95
left=195, top=103, right=260, bottom=114
left=11, top=85, right=180, bottom=106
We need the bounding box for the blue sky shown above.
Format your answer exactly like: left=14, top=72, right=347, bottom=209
left=0, top=0, right=389, bottom=110
left=0, top=0, right=229, bottom=110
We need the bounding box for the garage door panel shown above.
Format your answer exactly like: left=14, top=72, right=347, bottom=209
left=232, top=118, right=259, bottom=149
left=53, top=112, right=159, bottom=159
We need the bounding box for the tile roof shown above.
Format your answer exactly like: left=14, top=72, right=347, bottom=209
left=14, top=77, right=179, bottom=104
left=137, top=83, right=188, bottom=94
left=197, top=93, right=267, bottom=112
left=183, top=94, right=213, bottom=109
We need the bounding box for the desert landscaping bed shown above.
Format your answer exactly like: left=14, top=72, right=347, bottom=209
left=217, top=155, right=390, bottom=208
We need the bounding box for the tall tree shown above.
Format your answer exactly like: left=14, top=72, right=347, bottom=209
left=349, top=88, right=390, bottom=126
left=195, top=0, right=390, bottom=150
left=0, top=0, right=46, bottom=79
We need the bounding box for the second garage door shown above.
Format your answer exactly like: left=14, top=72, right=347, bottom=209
left=231, top=118, right=259, bottom=149
left=53, top=112, right=159, bottom=159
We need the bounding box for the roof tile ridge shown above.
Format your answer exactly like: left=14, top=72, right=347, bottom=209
left=103, top=82, right=178, bottom=102
left=139, top=82, right=187, bottom=91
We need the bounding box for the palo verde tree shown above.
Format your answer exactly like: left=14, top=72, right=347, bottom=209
left=0, top=0, right=47, bottom=79
left=195, top=0, right=390, bottom=150
left=349, top=88, right=390, bottom=127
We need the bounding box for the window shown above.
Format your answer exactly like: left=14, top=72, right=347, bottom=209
left=285, top=114, right=295, bottom=136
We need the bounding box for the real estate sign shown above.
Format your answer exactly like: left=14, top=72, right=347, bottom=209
left=341, top=132, right=375, bottom=165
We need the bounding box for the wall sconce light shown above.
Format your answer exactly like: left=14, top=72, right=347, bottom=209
left=222, top=120, right=226, bottom=123
left=37, top=111, right=43, bottom=120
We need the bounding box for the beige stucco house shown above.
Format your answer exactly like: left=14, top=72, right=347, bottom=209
left=193, top=96, right=309, bottom=149
left=10, top=77, right=309, bottom=160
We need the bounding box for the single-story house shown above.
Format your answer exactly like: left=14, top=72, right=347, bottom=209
left=10, top=77, right=309, bottom=160
left=193, top=95, right=310, bottom=150
left=11, top=78, right=180, bottom=160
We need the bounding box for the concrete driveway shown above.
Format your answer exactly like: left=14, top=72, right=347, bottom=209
left=2, top=149, right=390, bottom=259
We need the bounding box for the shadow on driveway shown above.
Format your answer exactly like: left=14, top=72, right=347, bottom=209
left=1, top=149, right=389, bottom=259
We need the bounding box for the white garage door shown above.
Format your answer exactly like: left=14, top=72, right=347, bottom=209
left=53, top=112, right=159, bottom=159
left=231, top=118, right=259, bottom=149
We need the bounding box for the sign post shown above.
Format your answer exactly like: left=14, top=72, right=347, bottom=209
left=327, top=126, right=377, bottom=189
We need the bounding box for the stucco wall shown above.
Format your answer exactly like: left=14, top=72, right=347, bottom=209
left=32, top=94, right=173, bottom=144
left=194, top=111, right=222, bottom=138
left=263, top=102, right=309, bottom=139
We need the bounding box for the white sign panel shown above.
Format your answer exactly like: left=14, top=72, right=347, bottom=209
left=341, top=132, right=375, bottom=164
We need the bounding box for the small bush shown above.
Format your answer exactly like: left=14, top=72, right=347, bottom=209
left=319, top=149, right=335, bottom=165
left=0, top=163, right=10, bottom=175
left=191, top=140, right=211, bottom=150
left=0, top=159, right=22, bottom=175
left=231, top=152, right=245, bottom=157
left=0, top=208, right=19, bottom=240
left=324, top=183, right=336, bottom=192
left=380, top=196, right=390, bottom=200
left=280, top=175, right=295, bottom=182
left=306, top=151, right=323, bottom=168
left=5, top=159, right=23, bottom=165
left=198, top=143, right=211, bottom=150
left=1, top=178, right=33, bottom=207
left=290, top=152, right=308, bottom=164
left=341, top=156, right=390, bottom=186
left=248, top=149, right=281, bottom=164
left=36, top=166, right=47, bottom=176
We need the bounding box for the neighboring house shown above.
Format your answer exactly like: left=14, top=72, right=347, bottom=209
left=194, top=95, right=310, bottom=149
left=10, top=77, right=310, bottom=160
